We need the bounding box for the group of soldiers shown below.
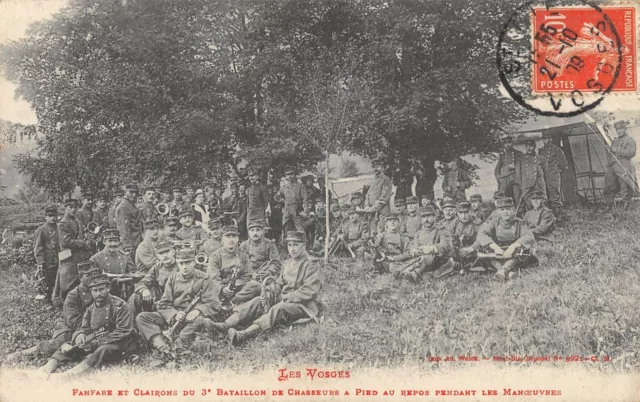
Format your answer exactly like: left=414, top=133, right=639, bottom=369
left=16, top=120, right=636, bottom=377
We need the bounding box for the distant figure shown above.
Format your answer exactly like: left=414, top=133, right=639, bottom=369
left=603, top=120, right=637, bottom=211
left=442, top=159, right=471, bottom=202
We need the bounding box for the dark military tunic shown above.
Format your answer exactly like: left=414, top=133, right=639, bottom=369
left=76, top=206, right=94, bottom=230
left=202, top=237, right=222, bottom=257
left=176, top=225, right=205, bottom=241
left=400, top=212, right=421, bottom=239
left=56, top=214, right=91, bottom=301
left=604, top=134, right=638, bottom=203
left=140, top=202, right=158, bottom=226
left=540, top=142, right=568, bottom=210
left=34, top=222, right=60, bottom=270
left=246, top=184, right=270, bottom=222
left=90, top=249, right=136, bottom=275
left=524, top=206, right=555, bottom=240
left=135, top=239, right=158, bottom=274
left=116, top=198, right=143, bottom=253
left=239, top=238, right=280, bottom=271
left=94, top=208, right=110, bottom=229
left=279, top=181, right=309, bottom=233
left=207, top=247, right=259, bottom=304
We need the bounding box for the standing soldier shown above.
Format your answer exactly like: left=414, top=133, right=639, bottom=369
left=401, top=196, right=421, bottom=240
left=76, top=193, right=95, bottom=230
left=161, top=188, right=173, bottom=205
left=603, top=120, right=638, bottom=212
left=473, top=197, right=536, bottom=281
left=539, top=137, right=568, bottom=219
left=515, top=140, right=546, bottom=215
left=55, top=199, right=93, bottom=304
left=495, top=136, right=522, bottom=202
left=116, top=184, right=143, bottom=259
left=7, top=262, right=99, bottom=361
left=170, top=187, right=185, bottom=216
left=34, top=206, right=60, bottom=302
left=442, top=159, right=472, bottom=202
left=108, top=189, right=124, bottom=229
left=140, top=187, right=158, bottom=225
left=135, top=219, right=162, bottom=274
left=93, top=195, right=110, bottom=230
left=279, top=168, right=310, bottom=238
left=39, top=273, right=135, bottom=378
left=202, top=218, right=223, bottom=257
left=245, top=168, right=270, bottom=229
left=362, top=159, right=392, bottom=235
left=129, top=240, right=178, bottom=317
left=206, top=231, right=321, bottom=346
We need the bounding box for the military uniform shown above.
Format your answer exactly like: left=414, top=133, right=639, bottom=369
left=202, top=237, right=222, bottom=257
left=239, top=237, right=281, bottom=272
left=136, top=268, right=222, bottom=343
left=76, top=206, right=94, bottom=231
left=495, top=145, right=523, bottom=200
left=539, top=141, right=568, bottom=214
left=338, top=212, right=369, bottom=257
left=523, top=191, right=555, bottom=241
left=515, top=142, right=546, bottom=212
left=176, top=225, right=205, bottom=241
left=208, top=242, right=260, bottom=305
left=442, top=165, right=471, bottom=202
left=116, top=193, right=143, bottom=256
left=93, top=207, right=110, bottom=229
left=400, top=197, right=421, bottom=239
left=603, top=121, right=638, bottom=208
left=469, top=194, right=493, bottom=228
left=373, top=215, right=412, bottom=275
left=140, top=201, right=158, bottom=226
left=56, top=206, right=92, bottom=303
left=246, top=181, right=270, bottom=225
left=130, top=246, right=178, bottom=318
left=365, top=160, right=393, bottom=235
left=48, top=275, right=135, bottom=374
left=135, top=239, right=158, bottom=273
left=108, top=190, right=124, bottom=229
left=34, top=209, right=60, bottom=300
left=279, top=175, right=309, bottom=235
left=90, top=246, right=136, bottom=299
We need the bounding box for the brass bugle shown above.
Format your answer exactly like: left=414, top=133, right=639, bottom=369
left=156, top=202, right=170, bottom=216
left=195, top=253, right=208, bottom=265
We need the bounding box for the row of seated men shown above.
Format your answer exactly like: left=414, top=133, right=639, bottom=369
left=330, top=190, right=554, bottom=281
left=13, top=220, right=321, bottom=378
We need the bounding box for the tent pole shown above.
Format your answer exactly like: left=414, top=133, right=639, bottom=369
left=585, top=133, right=597, bottom=203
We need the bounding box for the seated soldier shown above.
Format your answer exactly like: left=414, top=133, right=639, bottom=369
left=239, top=220, right=281, bottom=280
left=398, top=206, right=451, bottom=283
left=135, top=219, right=162, bottom=274
left=202, top=218, right=223, bottom=257
left=438, top=199, right=458, bottom=232
left=350, top=191, right=363, bottom=208
left=136, top=248, right=222, bottom=355
left=450, top=201, right=481, bottom=274
left=39, top=273, right=135, bottom=378
left=473, top=197, right=536, bottom=281
left=469, top=194, right=492, bottom=227
left=176, top=211, right=205, bottom=241
left=7, top=262, right=100, bottom=361
left=162, top=216, right=180, bottom=242
left=401, top=196, right=421, bottom=239
left=372, top=214, right=412, bottom=275
left=524, top=190, right=555, bottom=241
left=208, top=225, right=261, bottom=305
left=486, top=190, right=504, bottom=221
left=337, top=206, right=368, bottom=258
left=89, top=229, right=136, bottom=299
left=129, top=240, right=178, bottom=317
left=205, top=231, right=321, bottom=346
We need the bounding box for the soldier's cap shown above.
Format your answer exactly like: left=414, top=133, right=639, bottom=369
left=78, top=261, right=100, bottom=276
left=284, top=167, right=296, bottom=175
left=442, top=201, right=456, bottom=209
left=284, top=231, right=306, bottom=243
left=340, top=204, right=351, bottom=211
left=420, top=206, right=436, bottom=216
left=493, top=190, right=505, bottom=198
left=81, top=192, right=93, bottom=199
left=144, top=219, right=161, bottom=230
left=394, top=198, right=406, bottom=206
left=44, top=206, right=59, bottom=216
left=248, top=220, right=264, bottom=230
left=88, top=273, right=110, bottom=288
left=124, top=184, right=139, bottom=192
left=102, top=229, right=120, bottom=240
left=172, top=187, right=184, bottom=193
left=300, top=174, right=315, bottom=181
left=94, top=193, right=106, bottom=201
left=530, top=190, right=546, bottom=199
left=194, top=189, right=205, bottom=196
left=208, top=218, right=222, bottom=230
left=155, top=240, right=173, bottom=253
left=442, top=191, right=454, bottom=199
left=185, top=185, right=194, bottom=190
left=142, top=186, right=155, bottom=193
left=456, top=201, right=471, bottom=212
left=420, top=194, right=430, bottom=200
left=222, top=225, right=240, bottom=236
left=113, top=189, right=125, bottom=197
left=179, top=210, right=194, bottom=219
left=496, top=197, right=514, bottom=209
left=64, top=198, right=78, bottom=206
left=524, top=140, right=536, bottom=146
left=385, top=214, right=400, bottom=222
left=247, top=167, right=258, bottom=176
left=371, top=158, right=383, bottom=166
left=469, top=194, right=482, bottom=202
left=331, top=198, right=339, bottom=205
left=405, top=196, right=418, bottom=204
left=348, top=206, right=359, bottom=215
left=164, top=216, right=180, bottom=226
left=175, top=248, right=196, bottom=262
left=351, top=191, right=362, bottom=199
left=614, top=120, right=629, bottom=130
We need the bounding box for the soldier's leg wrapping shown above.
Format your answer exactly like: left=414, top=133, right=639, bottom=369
left=45, top=265, right=58, bottom=300
left=233, top=296, right=266, bottom=326
left=178, top=316, right=208, bottom=343
left=83, top=341, right=132, bottom=369
left=501, top=258, right=520, bottom=275
left=511, top=182, right=522, bottom=206
left=50, top=343, right=82, bottom=364
left=233, top=280, right=262, bottom=305
left=253, top=302, right=308, bottom=331
left=414, top=254, right=437, bottom=276
left=136, top=312, right=167, bottom=342
left=128, top=293, right=154, bottom=318
left=618, top=173, right=632, bottom=202
left=376, top=212, right=388, bottom=235
left=37, top=331, right=72, bottom=356
left=388, top=261, right=405, bottom=277
left=51, top=269, right=63, bottom=308
left=497, top=177, right=508, bottom=195
left=603, top=167, right=619, bottom=204
left=545, top=172, right=563, bottom=210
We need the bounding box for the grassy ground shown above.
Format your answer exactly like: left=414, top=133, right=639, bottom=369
left=1, top=206, right=640, bottom=374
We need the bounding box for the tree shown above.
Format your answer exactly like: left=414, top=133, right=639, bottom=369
left=340, top=156, right=359, bottom=178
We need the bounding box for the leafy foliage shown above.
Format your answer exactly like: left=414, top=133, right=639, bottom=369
left=340, top=156, right=360, bottom=178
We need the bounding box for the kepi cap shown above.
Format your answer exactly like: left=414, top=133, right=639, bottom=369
left=456, top=201, right=471, bottom=212
left=284, top=231, right=306, bottom=243
left=175, top=248, right=196, bottom=262
left=405, top=196, right=418, bottom=204
left=469, top=194, right=482, bottom=202
left=102, top=229, right=120, bottom=240
left=420, top=206, right=436, bottom=216
left=45, top=206, right=59, bottom=215
left=222, top=225, right=239, bottom=236
left=495, top=197, right=514, bottom=208
left=530, top=190, right=546, bottom=199
left=88, top=273, right=110, bottom=288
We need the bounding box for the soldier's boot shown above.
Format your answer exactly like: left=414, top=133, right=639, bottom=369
left=403, top=270, right=421, bottom=284
left=61, top=360, right=92, bottom=377
left=39, top=358, right=60, bottom=374
left=149, top=334, right=174, bottom=368
left=7, top=346, right=38, bottom=362
left=494, top=268, right=507, bottom=282
left=228, top=324, right=261, bottom=346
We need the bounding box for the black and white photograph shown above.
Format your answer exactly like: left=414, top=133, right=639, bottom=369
left=0, top=0, right=639, bottom=401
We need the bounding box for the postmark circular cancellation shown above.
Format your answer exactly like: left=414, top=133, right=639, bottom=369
left=497, top=1, right=637, bottom=117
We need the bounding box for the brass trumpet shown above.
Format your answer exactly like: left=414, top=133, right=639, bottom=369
left=195, top=253, right=208, bottom=265
left=156, top=202, right=170, bottom=216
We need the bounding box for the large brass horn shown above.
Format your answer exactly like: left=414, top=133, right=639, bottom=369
left=195, top=253, right=208, bottom=265
left=156, top=202, right=170, bottom=216
left=208, top=197, right=220, bottom=211
left=86, top=222, right=101, bottom=234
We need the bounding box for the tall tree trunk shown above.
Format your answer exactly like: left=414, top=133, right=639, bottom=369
left=324, top=152, right=330, bottom=263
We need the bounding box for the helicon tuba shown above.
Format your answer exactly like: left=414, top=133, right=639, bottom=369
left=156, top=202, right=170, bottom=216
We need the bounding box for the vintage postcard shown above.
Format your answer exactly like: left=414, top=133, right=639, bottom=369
left=1, top=0, right=639, bottom=401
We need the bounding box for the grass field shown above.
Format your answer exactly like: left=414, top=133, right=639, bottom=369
left=1, top=205, right=640, bottom=376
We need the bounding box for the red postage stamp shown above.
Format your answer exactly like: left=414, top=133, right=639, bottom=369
left=532, top=6, right=636, bottom=93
